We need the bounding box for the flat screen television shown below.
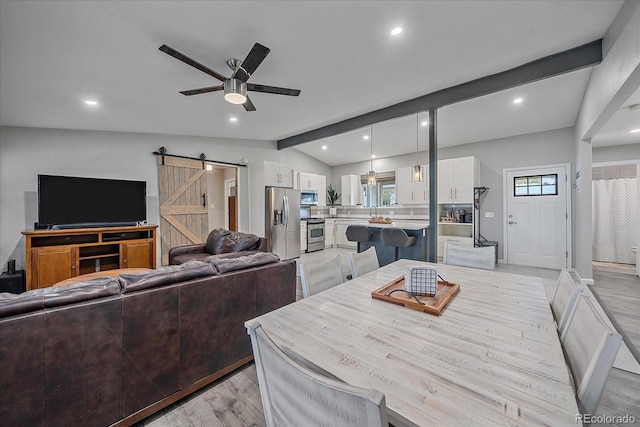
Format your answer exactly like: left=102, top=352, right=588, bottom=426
left=37, top=174, right=147, bottom=229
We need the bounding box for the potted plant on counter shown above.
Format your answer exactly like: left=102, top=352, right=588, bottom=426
left=327, top=184, right=341, bottom=217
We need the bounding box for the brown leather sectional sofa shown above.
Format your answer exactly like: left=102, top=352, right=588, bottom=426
left=169, top=228, right=268, bottom=265
left=0, top=255, right=296, bottom=427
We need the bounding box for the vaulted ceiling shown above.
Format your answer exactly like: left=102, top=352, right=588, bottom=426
left=0, top=1, right=631, bottom=166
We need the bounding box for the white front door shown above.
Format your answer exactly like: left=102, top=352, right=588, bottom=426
left=505, top=164, right=570, bottom=269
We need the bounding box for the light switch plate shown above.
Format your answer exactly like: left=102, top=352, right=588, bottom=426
left=485, top=212, right=494, bottom=218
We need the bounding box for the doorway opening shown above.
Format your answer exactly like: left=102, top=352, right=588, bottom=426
left=592, top=161, right=639, bottom=276
left=157, top=156, right=238, bottom=265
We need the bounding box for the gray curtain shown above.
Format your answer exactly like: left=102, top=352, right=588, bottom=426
left=592, top=177, right=637, bottom=264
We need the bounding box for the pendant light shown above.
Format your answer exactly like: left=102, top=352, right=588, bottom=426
left=367, top=124, right=377, bottom=185
left=411, top=113, right=424, bottom=182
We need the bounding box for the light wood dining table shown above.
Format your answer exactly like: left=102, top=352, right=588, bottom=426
left=247, top=259, right=579, bottom=426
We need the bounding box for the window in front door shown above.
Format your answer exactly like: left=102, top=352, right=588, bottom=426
left=514, top=174, right=558, bottom=196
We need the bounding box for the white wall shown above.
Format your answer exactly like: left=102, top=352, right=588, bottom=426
left=573, top=0, right=640, bottom=279
left=593, top=143, right=640, bottom=164
left=0, top=126, right=331, bottom=270
left=439, top=128, right=575, bottom=261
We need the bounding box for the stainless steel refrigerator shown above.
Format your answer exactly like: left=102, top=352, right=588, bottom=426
left=265, top=187, right=301, bottom=260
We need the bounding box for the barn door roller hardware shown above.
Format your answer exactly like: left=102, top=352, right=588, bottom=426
left=152, top=147, right=247, bottom=168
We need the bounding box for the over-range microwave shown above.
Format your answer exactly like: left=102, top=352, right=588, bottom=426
left=300, top=190, right=318, bottom=205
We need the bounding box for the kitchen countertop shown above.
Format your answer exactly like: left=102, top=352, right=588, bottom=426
left=329, top=218, right=429, bottom=230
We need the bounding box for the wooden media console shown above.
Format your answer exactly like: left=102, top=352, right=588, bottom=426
left=22, top=225, right=157, bottom=290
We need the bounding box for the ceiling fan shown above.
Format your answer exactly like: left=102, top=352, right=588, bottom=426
left=159, top=43, right=300, bottom=111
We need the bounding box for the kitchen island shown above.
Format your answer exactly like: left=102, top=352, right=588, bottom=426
left=347, top=220, right=429, bottom=266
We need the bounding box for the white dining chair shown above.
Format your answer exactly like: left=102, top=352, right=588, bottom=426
left=349, top=246, right=379, bottom=279
left=550, top=268, right=583, bottom=335
left=443, top=242, right=496, bottom=271
left=247, top=321, right=388, bottom=427
left=560, top=294, right=622, bottom=415
left=299, top=255, right=344, bottom=298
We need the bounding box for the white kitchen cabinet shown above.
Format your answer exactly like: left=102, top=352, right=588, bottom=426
left=264, top=161, right=293, bottom=188
left=293, top=171, right=300, bottom=189
left=335, top=222, right=357, bottom=249
left=437, top=234, right=474, bottom=258
left=437, top=156, right=478, bottom=204
left=299, top=172, right=313, bottom=189
left=396, top=165, right=428, bottom=205
left=341, top=174, right=362, bottom=206
left=300, top=221, right=307, bottom=252
left=298, top=172, right=327, bottom=206
left=314, top=174, right=327, bottom=206
left=324, top=219, right=335, bottom=248
left=437, top=156, right=478, bottom=258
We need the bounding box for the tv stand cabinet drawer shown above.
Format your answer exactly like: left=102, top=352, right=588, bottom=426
left=31, top=233, right=99, bottom=247
left=22, top=225, right=157, bottom=290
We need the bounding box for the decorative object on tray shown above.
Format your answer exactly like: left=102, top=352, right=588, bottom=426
left=405, top=266, right=437, bottom=296
left=371, top=275, right=459, bottom=315
left=368, top=216, right=393, bottom=224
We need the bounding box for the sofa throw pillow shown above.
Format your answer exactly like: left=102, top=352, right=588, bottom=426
left=120, top=260, right=217, bottom=293
left=210, top=252, right=280, bottom=273
left=205, top=228, right=232, bottom=254
left=228, top=232, right=261, bottom=252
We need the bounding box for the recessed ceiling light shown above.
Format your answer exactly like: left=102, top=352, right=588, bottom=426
left=363, top=135, right=369, bottom=140
left=229, top=117, right=238, bottom=122
left=322, top=145, right=327, bottom=150
left=390, top=27, right=403, bottom=36
left=371, top=154, right=377, bottom=159
left=421, top=120, right=428, bottom=127
left=513, top=98, right=523, bottom=104
left=84, top=100, right=98, bottom=106
left=630, top=129, right=640, bottom=133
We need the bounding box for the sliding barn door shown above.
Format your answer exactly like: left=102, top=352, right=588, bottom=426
left=157, top=156, right=209, bottom=265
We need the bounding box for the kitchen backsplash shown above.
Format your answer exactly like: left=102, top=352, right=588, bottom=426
left=311, top=206, right=429, bottom=220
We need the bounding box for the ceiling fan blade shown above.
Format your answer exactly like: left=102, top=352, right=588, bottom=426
left=243, top=96, right=256, bottom=111
left=179, top=85, right=224, bottom=96
left=159, top=44, right=226, bottom=82
left=233, top=43, right=270, bottom=82
left=247, top=83, right=301, bottom=96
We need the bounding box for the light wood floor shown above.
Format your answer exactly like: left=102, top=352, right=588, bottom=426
left=592, top=267, right=640, bottom=357
left=137, top=251, right=640, bottom=426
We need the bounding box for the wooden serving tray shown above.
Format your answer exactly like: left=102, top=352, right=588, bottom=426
left=439, top=217, right=457, bottom=222
left=371, top=277, right=460, bottom=315
left=368, top=218, right=393, bottom=224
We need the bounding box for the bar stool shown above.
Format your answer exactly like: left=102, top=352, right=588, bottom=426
left=380, top=228, right=415, bottom=261
left=346, top=225, right=373, bottom=253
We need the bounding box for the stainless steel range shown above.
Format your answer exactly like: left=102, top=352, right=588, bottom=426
left=306, top=218, right=325, bottom=252
left=300, top=207, right=325, bottom=252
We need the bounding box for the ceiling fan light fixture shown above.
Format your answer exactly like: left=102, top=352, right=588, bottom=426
left=224, top=79, right=247, bottom=104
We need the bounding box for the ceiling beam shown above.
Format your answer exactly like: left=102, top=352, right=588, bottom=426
left=278, top=39, right=602, bottom=150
